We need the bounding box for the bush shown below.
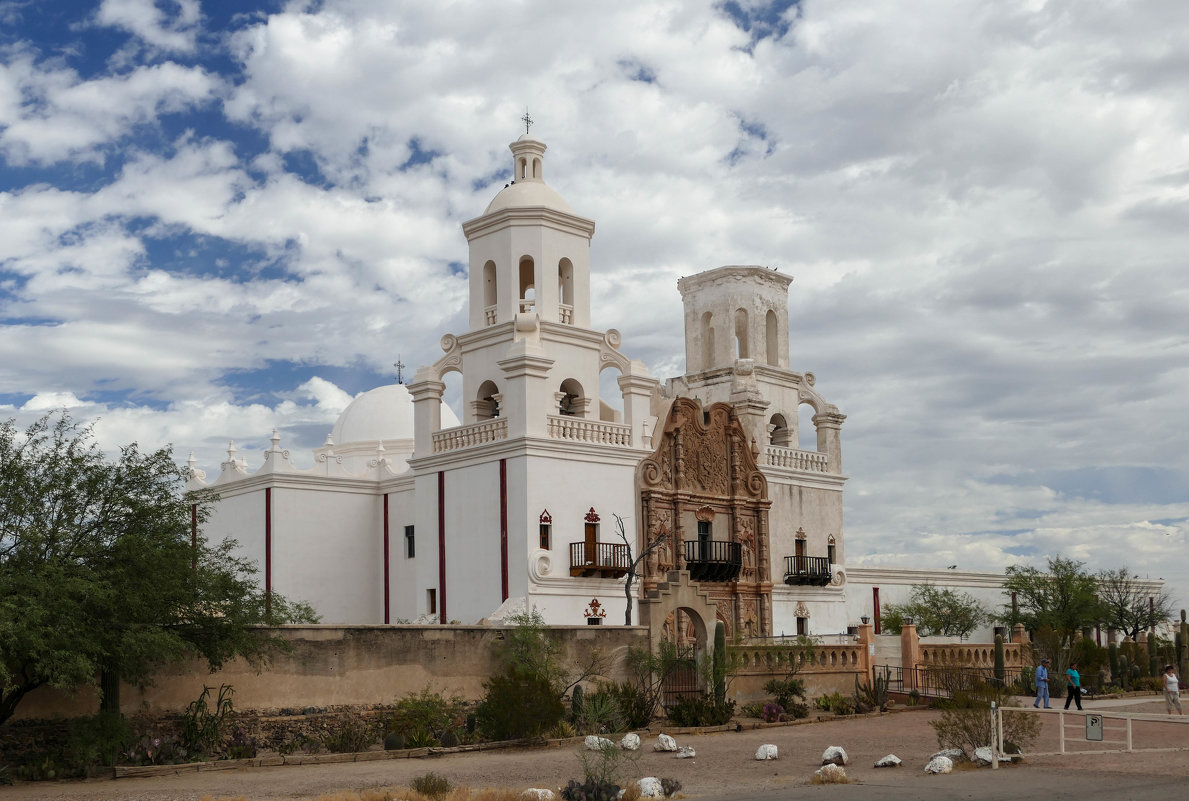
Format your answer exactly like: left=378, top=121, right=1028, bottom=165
left=181, top=684, right=236, bottom=758
left=65, top=711, right=133, bottom=774
left=386, top=686, right=467, bottom=745
left=225, top=724, right=258, bottom=759
left=763, top=677, right=806, bottom=710
left=813, top=691, right=854, bottom=715
left=410, top=771, right=452, bottom=800
left=320, top=713, right=378, bottom=753
left=665, top=695, right=735, bottom=727
left=930, top=679, right=1040, bottom=758
left=384, top=732, right=407, bottom=750
left=561, top=778, right=621, bottom=801
left=760, top=702, right=783, bottom=723
left=574, top=685, right=625, bottom=735
left=786, top=701, right=809, bottom=719
left=477, top=664, right=565, bottom=740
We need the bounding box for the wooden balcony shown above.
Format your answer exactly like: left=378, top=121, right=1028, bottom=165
left=682, top=540, right=742, bottom=583
left=783, top=555, right=832, bottom=586
left=569, top=541, right=631, bottom=578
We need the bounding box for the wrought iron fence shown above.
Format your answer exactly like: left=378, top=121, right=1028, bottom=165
left=878, top=664, right=1026, bottom=698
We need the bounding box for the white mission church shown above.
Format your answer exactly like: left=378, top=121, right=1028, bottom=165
left=186, top=132, right=1050, bottom=641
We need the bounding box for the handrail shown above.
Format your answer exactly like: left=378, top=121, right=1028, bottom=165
left=547, top=415, right=632, bottom=446
left=763, top=445, right=828, bottom=472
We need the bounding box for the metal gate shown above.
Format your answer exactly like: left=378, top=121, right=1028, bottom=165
left=662, top=645, right=700, bottom=708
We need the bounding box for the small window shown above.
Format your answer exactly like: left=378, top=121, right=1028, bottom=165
left=405, top=525, right=415, bottom=558
left=427, top=589, right=437, bottom=615
left=796, top=617, right=808, bottom=636
left=827, top=543, right=836, bottom=564
left=540, top=522, right=551, bottom=549
left=587, top=617, right=602, bottom=626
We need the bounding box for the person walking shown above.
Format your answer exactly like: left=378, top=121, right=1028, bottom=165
left=1064, top=660, right=1083, bottom=710
left=1164, top=665, right=1183, bottom=716
left=1034, top=657, right=1051, bottom=708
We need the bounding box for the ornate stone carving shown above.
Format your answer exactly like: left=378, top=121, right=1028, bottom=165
left=794, top=601, right=810, bottom=618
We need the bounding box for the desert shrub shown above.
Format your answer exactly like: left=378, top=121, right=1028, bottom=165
left=786, top=702, right=809, bottom=719
left=386, top=686, right=467, bottom=745
left=321, top=713, right=378, bottom=753
left=763, top=677, right=806, bottom=710
left=225, top=724, right=258, bottom=759
left=65, top=711, right=134, bottom=774
left=665, top=695, right=735, bottom=727
left=760, top=702, right=783, bottom=723
left=560, top=778, right=621, bottom=801
left=574, top=685, right=626, bottom=734
left=410, top=771, right=452, bottom=800
left=740, top=702, right=764, bottom=718
left=384, top=732, right=407, bottom=750
left=277, top=732, right=320, bottom=755
left=578, top=736, right=640, bottom=786
left=1137, top=676, right=1163, bottom=693
left=601, top=681, right=653, bottom=730
left=439, top=729, right=459, bottom=747
left=550, top=720, right=578, bottom=739
left=477, top=664, right=564, bottom=740
left=406, top=728, right=438, bottom=748
left=124, top=731, right=187, bottom=765
left=908, top=688, right=921, bottom=706
left=813, top=691, right=853, bottom=715
left=854, top=669, right=891, bottom=712
left=930, top=680, right=1040, bottom=758
left=181, top=684, right=236, bottom=758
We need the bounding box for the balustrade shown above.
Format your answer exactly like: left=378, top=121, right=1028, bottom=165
left=431, top=418, right=507, bottom=453
left=547, top=415, right=632, bottom=446
left=763, top=445, right=828, bottom=472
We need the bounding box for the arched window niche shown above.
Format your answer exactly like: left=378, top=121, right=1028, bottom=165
left=483, top=260, right=498, bottom=325
left=474, top=380, right=502, bottom=420
left=765, top=309, right=778, bottom=366
left=701, top=311, right=714, bottom=369
left=798, top=402, right=818, bottom=451
left=519, top=256, right=535, bottom=313
left=734, top=308, right=749, bottom=359
left=768, top=413, right=792, bottom=447
left=558, top=258, right=574, bottom=323
left=556, top=378, right=587, bottom=417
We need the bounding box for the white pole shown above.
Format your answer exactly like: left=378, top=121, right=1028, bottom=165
left=1126, top=717, right=1133, bottom=752
left=991, top=702, right=999, bottom=770
left=1058, top=710, right=1065, bottom=754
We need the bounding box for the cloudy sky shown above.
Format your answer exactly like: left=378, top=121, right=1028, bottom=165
left=2, top=0, right=1187, bottom=603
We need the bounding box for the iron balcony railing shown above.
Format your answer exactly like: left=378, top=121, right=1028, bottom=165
left=682, top=540, right=742, bottom=582
left=878, top=664, right=1026, bottom=698
left=569, top=541, right=631, bottom=578
left=783, top=555, right=832, bottom=586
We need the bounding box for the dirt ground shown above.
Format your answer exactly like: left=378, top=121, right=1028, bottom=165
left=6, top=697, right=1189, bottom=801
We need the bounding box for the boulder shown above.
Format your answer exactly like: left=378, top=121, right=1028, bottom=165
left=930, top=748, right=965, bottom=762
left=585, top=735, right=615, bottom=751
left=874, top=754, right=901, bottom=768
left=636, top=777, right=664, bottom=798
left=621, top=733, right=641, bottom=751
left=654, top=734, right=678, bottom=752
left=815, top=764, right=848, bottom=782
left=821, top=745, right=849, bottom=766
left=522, top=790, right=554, bottom=801
left=755, top=744, right=778, bottom=760
left=924, top=755, right=953, bottom=774
left=973, top=746, right=1011, bottom=765
left=675, top=745, right=696, bottom=759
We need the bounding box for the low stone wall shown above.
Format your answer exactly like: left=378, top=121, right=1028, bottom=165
left=728, top=642, right=866, bottom=702
left=917, top=641, right=1026, bottom=669
left=15, top=624, right=649, bottom=721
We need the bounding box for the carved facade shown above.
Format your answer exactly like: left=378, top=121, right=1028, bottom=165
left=638, top=398, right=774, bottom=638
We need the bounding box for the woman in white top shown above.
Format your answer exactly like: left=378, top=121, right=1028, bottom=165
left=1164, top=665, right=1183, bottom=715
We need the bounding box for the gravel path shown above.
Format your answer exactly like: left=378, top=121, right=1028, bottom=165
left=6, top=699, right=1189, bottom=801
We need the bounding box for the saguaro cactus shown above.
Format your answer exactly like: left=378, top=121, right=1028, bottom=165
left=1109, top=642, right=1120, bottom=685
left=994, top=635, right=1005, bottom=683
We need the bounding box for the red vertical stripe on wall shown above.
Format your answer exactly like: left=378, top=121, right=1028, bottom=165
left=265, top=487, right=272, bottom=618
left=499, top=459, right=508, bottom=601
left=383, top=493, right=390, bottom=624
left=438, top=471, right=446, bottom=625
left=872, top=587, right=880, bottom=635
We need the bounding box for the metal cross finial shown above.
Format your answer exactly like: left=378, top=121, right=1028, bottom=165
left=521, top=108, right=533, bottom=135
left=394, top=355, right=405, bottom=384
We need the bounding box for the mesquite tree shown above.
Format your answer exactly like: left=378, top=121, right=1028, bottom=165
left=613, top=513, right=668, bottom=626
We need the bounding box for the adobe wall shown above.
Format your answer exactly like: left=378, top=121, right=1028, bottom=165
left=15, top=624, right=649, bottom=721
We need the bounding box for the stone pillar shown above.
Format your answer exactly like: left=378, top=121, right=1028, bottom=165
left=497, top=337, right=554, bottom=439
left=618, top=365, right=659, bottom=448
left=900, top=622, right=921, bottom=691
left=728, top=359, right=770, bottom=446
left=1012, top=623, right=1030, bottom=644
left=813, top=410, right=846, bottom=474
left=409, top=371, right=445, bottom=457
left=856, top=621, right=875, bottom=683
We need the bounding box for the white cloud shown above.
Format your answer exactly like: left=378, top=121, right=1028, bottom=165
left=95, top=0, right=202, bottom=53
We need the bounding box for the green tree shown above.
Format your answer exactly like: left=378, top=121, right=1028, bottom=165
left=0, top=412, right=317, bottom=725
left=879, top=583, right=991, bottom=637
left=1096, top=567, right=1175, bottom=641
left=1002, top=556, right=1100, bottom=653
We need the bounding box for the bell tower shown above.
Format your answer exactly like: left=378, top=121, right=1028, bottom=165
left=462, top=136, right=595, bottom=332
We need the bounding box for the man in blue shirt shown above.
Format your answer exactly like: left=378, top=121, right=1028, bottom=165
left=1034, top=657, right=1051, bottom=708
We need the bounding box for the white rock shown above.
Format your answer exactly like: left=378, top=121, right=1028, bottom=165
left=755, top=744, right=778, bottom=760
left=874, top=754, right=901, bottom=768
left=621, top=733, right=641, bottom=751
left=924, top=756, right=953, bottom=774
left=654, top=733, right=678, bottom=752
left=821, top=745, right=849, bottom=766
left=585, top=735, right=615, bottom=751
left=972, top=746, right=1012, bottom=765
left=522, top=790, right=554, bottom=801
left=815, top=764, right=848, bottom=782
left=675, top=745, right=696, bottom=758
left=930, top=748, right=965, bottom=762
left=636, top=778, right=664, bottom=798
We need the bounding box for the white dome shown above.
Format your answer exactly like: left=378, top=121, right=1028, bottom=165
left=484, top=180, right=573, bottom=214
left=330, top=384, right=460, bottom=445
